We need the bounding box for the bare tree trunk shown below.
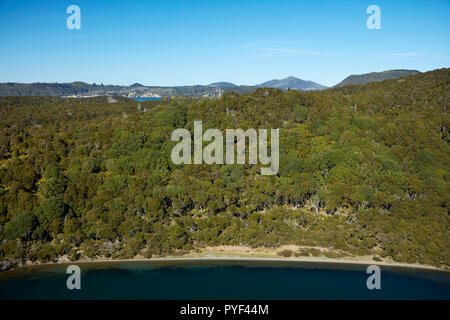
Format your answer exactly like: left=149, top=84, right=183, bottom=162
left=313, top=201, right=319, bottom=214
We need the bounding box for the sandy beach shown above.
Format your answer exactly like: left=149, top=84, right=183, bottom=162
left=4, top=245, right=447, bottom=273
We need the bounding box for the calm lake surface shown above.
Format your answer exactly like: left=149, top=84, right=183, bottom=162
left=0, top=260, right=449, bottom=300
left=132, top=97, right=163, bottom=101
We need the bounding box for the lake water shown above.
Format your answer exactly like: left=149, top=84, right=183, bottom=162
left=132, top=97, right=163, bottom=101
left=0, top=260, right=449, bottom=300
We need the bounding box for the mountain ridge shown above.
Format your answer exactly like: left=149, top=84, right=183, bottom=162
left=0, top=69, right=426, bottom=97
left=335, top=69, right=421, bottom=87
left=0, top=76, right=327, bottom=97
left=256, top=76, right=328, bottom=90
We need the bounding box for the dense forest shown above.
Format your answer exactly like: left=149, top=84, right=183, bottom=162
left=0, top=69, right=448, bottom=270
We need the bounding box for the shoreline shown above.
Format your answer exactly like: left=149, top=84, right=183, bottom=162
left=2, top=245, right=448, bottom=275
left=2, top=253, right=447, bottom=275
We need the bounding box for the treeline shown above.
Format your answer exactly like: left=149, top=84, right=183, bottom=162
left=0, top=69, right=448, bottom=269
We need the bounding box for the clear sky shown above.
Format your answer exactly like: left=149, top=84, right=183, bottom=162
left=0, top=0, right=449, bottom=87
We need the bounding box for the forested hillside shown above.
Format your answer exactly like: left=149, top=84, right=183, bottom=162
left=0, top=69, right=448, bottom=270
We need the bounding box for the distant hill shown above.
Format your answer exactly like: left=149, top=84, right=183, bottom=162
left=0, top=77, right=325, bottom=98
left=0, top=82, right=121, bottom=96
left=0, top=71, right=424, bottom=98
left=335, top=69, right=421, bottom=87
left=257, top=76, right=327, bottom=91
left=208, top=82, right=237, bottom=87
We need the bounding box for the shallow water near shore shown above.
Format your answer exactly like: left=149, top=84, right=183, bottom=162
left=1, top=260, right=449, bottom=299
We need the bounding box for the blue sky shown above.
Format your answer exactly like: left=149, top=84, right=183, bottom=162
left=0, top=0, right=449, bottom=87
